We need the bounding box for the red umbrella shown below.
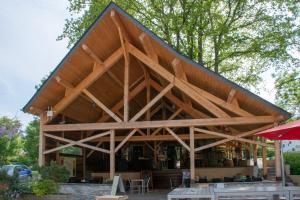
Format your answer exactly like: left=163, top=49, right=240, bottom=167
left=256, top=119, right=300, bottom=186
left=256, top=119, right=300, bottom=140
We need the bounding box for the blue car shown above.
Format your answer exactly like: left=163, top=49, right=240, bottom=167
left=1, top=164, right=32, bottom=178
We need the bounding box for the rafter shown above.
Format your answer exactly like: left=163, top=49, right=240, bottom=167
left=44, top=47, right=123, bottom=124
left=43, top=116, right=275, bottom=132
left=171, top=58, right=192, bottom=106
left=83, top=89, right=122, bottom=122
left=128, top=43, right=230, bottom=118
left=128, top=42, right=254, bottom=117
left=227, top=89, right=239, bottom=107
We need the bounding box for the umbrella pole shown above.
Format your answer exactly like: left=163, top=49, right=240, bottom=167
left=280, top=141, right=285, bottom=187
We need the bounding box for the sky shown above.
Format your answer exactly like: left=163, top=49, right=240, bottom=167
left=0, top=0, right=69, bottom=128
left=0, top=0, right=277, bottom=130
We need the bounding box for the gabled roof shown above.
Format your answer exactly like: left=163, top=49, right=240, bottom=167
left=23, top=2, right=290, bottom=122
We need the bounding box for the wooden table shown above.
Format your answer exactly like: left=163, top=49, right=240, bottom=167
left=131, top=179, right=144, bottom=193
left=95, top=195, right=128, bottom=200
left=168, top=187, right=214, bottom=200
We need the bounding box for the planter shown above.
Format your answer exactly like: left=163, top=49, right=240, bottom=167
left=17, top=194, right=73, bottom=200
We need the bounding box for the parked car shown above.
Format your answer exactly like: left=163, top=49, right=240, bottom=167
left=1, top=164, right=32, bottom=178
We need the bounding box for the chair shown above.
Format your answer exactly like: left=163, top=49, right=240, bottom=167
left=128, top=178, right=141, bottom=194
left=142, top=176, right=151, bottom=193
left=170, top=177, right=178, bottom=190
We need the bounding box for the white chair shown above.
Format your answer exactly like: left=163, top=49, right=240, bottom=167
left=128, top=178, right=141, bottom=194
left=142, top=177, right=151, bottom=193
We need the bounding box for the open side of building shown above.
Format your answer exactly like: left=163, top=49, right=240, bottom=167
left=23, top=2, right=290, bottom=188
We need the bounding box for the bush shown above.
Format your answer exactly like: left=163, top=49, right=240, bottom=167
left=32, top=179, right=58, bottom=197
left=38, top=161, right=70, bottom=182
left=284, top=152, right=300, bottom=175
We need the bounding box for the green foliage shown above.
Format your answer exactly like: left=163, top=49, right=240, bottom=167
left=23, top=118, right=40, bottom=168
left=32, top=179, right=58, bottom=197
left=284, top=152, right=300, bottom=175
left=275, top=69, right=300, bottom=117
left=0, top=117, right=23, bottom=165
left=58, top=0, right=300, bottom=93
left=38, top=161, right=70, bottom=183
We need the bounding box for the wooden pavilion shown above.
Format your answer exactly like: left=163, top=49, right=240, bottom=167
left=23, top=3, right=290, bottom=187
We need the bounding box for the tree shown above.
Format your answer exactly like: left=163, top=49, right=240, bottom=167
left=57, top=0, right=300, bottom=117
left=23, top=118, right=40, bottom=167
left=0, top=117, right=23, bottom=165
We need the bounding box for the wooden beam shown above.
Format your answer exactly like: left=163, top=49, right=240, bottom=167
left=43, top=116, right=276, bottom=132
left=194, top=124, right=274, bottom=151
left=190, top=126, right=195, bottom=180
left=171, top=58, right=192, bottom=106
left=165, top=128, right=190, bottom=151
left=46, top=47, right=123, bottom=123
left=44, top=131, right=110, bottom=154
left=95, top=133, right=218, bottom=142
left=87, top=141, right=103, bottom=158
left=130, top=83, right=174, bottom=122
left=97, top=80, right=146, bottom=122
left=194, top=128, right=272, bottom=147
left=83, top=89, right=122, bottom=122
left=38, top=115, right=45, bottom=166
left=110, top=130, right=115, bottom=179
left=44, top=133, right=110, bottom=154
left=151, top=108, right=182, bottom=136
left=128, top=43, right=253, bottom=117
left=262, top=145, right=268, bottom=177
left=227, top=89, right=239, bottom=107
left=115, top=129, right=138, bottom=153
left=275, top=141, right=282, bottom=178
left=128, top=43, right=230, bottom=118
left=139, top=33, right=168, bottom=87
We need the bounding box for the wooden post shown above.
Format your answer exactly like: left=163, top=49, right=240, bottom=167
left=81, top=132, right=86, bottom=179
left=153, top=142, right=157, bottom=167
left=253, top=144, right=258, bottom=166
left=190, top=126, right=195, bottom=181
left=262, top=146, right=268, bottom=177
left=110, top=130, right=115, bottom=179
left=38, top=116, right=45, bottom=166
left=275, top=141, right=282, bottom=179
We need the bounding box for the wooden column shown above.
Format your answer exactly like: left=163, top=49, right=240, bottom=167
left=110, top=130, right=115, bottom=179
left=154, top=142, right=157, bottom=167
left=253, top=144, right=258, bottom=166
left=262, top=146, right=268, bottom=177
left=81, top=132, right=86, bottom=179
left=275, top=141, right=282, bottom=179
left=38, top=116, right=45, bottom=166
left=189, top=126, right=195, bottom=181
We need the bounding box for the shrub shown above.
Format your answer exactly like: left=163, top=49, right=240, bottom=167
left=32, top=179, right=58, bottom=197
left=284, top=152, right=300, bottom=175
left=38, top=161, right=69, bottom=182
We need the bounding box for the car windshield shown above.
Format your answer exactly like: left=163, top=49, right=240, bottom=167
left=2, top=165, right=14, bottom=174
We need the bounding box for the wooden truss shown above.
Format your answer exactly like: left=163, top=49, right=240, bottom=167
left=38, top=10, right=283, bottom=180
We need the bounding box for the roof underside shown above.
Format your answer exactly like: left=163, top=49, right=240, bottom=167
left=23, top=3, right=290, bottom=130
